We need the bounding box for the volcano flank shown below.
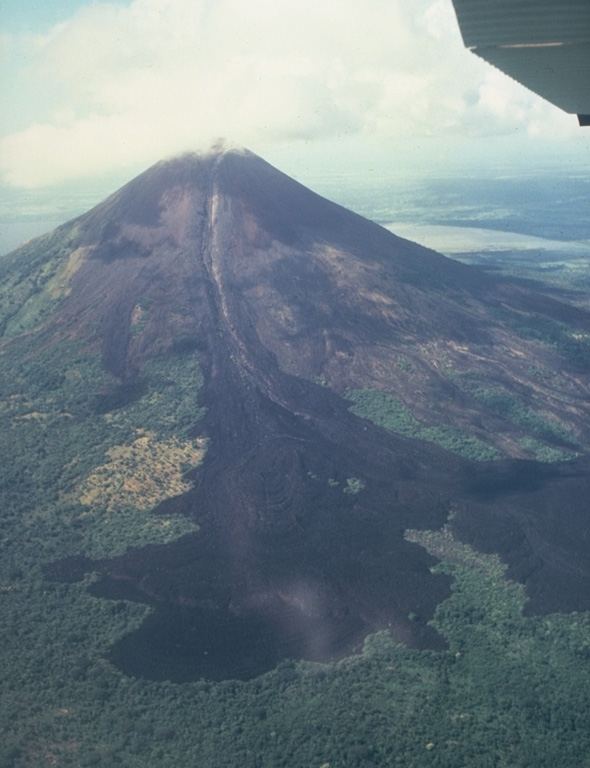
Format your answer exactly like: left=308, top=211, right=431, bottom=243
left=11, top=147, right=590, bottom=682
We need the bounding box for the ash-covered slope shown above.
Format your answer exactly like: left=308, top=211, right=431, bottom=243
left=27, top=147, right=590, bottom=457
left=4, top=147, right=590, bottom=681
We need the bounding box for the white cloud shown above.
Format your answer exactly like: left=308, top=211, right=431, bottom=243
left=0, top=0, right=580, bottom=187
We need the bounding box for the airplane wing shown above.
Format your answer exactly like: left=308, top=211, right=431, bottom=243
left=450, top=0, right=590, bottom=126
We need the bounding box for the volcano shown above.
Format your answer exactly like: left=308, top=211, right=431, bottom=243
left=6, top=147, right=590, bottom=682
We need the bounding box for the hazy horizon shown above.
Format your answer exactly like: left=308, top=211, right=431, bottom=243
left=2, top=158, right=589, bottom=259
left=1, top=0, right=588, bottom=200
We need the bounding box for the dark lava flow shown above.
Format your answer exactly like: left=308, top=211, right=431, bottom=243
left=52, top=375, right=459, bottom=681
left=43, top=148, right=590, bottom=682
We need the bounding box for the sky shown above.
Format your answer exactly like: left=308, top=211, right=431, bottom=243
left=1, top=0, right=589, bottom=250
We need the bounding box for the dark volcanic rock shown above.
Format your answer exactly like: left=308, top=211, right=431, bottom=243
left=34, top=147, right=590, bottom=681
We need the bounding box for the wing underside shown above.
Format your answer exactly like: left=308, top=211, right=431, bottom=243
left=450, top=0, right=590, bottom=125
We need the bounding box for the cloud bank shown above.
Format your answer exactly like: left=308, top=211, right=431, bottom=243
left=0, top=0, right=578, bottom=187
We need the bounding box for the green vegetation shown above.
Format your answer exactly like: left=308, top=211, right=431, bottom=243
left=442, top=375, right=580, bottom=460
left=497, top=307, right=590, bottom=372
left=518, top=436, right=574, bottom=463
left=471, top=386, right=578, bottom=447
left=343, top=476, right=365, bottom=494
left=395, top=355, right=414, bottom=374
left=0, top=324, right=206, bottom=563
left=0, top=224, right=81, bottom=337
left=347, top=388, right=501, bottom=461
